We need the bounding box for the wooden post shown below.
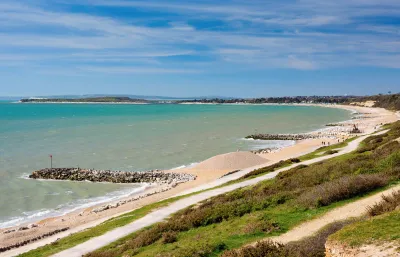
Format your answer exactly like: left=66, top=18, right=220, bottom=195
left=49, top=154, right=53, bottom=169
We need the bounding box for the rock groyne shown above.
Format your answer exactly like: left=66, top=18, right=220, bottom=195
left=29, top=168, right=196, bottom=185
left=246, top=133, right=319, bottom=141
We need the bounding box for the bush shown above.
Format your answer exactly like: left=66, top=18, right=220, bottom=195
left=222, top=240, right=288, bottom=257
left=366, top=190, right=400, bottom=217
left=298, top=174, right=389, bottom=208
left=161, top=231, right=178, bottom=244
left=242, top=219, right=280, bottom=234
left=325, top=150, right=338, bottom=155
left=242, top=160, right=291, bottom=179
left=284, top=220, right=355, bottom=257
left=173, top=242, right=227, bottom=257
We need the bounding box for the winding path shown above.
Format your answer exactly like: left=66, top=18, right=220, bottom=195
left=273, top=184, right=400, bottom=244
left=49, top=130, right=387, bottom=257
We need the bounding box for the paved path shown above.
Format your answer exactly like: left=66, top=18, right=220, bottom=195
left=50, top=131, right=388, bottom=257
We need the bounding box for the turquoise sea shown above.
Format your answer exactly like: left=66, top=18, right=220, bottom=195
left=0, top=102, right=351, bottom=228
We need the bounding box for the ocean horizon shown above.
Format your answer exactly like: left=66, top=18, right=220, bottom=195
left=0, top=102, right=351, bottom=228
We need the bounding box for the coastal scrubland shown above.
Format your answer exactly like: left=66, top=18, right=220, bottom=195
left=83, top=121, right=400, bottom=257
left=324, top=191, right=400, bottom=256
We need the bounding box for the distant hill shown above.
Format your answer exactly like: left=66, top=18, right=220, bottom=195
left=20, top=96, right=150, bottom=103
left=15, top=94, right=233, bottom=101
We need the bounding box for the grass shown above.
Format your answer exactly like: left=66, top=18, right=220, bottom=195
left=18, top=196, right=189, bottom=257
left=297, top=174, right=389, bottom=208
left=330, top=210, right=400, bottom=247
left=222, top=219, right=356, bottom=257
left=90, top=203, right=337, bottom=257
left=85, top=121, right=400, bottom=257
left=298, top=136, right=358, bottom=161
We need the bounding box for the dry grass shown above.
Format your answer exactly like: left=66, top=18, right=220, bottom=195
left=298, top=174, right=389, bottom=208
left=367, top=190, right=400, bottom=217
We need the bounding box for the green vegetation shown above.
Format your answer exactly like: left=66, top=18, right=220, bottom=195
left=20, top=97, right=148, bottom=103
left=85, top=122, right=400, bottom=257
left=222, top=219, right=356, bottom=257
left=356, top=94, right=400, bottom=111
left=330, top=211, right=400, bottom=247
left=328, top=189, right=400, bottom=249
left=177, top=94, right=400, bottom=111
left=299, top=136, right=357, bottom=161
left=19, top=197, right=187, bottom=257
left=233, top=136, right=357, bottom=183
left=367, top=190, right=400, bottom=217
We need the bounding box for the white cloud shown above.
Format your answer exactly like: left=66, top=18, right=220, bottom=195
left=0, top=0, right=399, bottom=73
left=287, top=55, right=316, bottom=70
left=79, top=66, right=201, bottom=74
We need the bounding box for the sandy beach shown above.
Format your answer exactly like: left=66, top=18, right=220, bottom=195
left=1, top=103, right=397, bottom=255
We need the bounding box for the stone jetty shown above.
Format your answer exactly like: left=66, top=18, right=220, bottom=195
left=246, top=133, right=319, bottom=141
left=29, top=168, right=196, bottom=185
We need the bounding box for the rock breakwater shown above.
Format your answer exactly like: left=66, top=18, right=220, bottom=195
left=246, top=133, right=319, bottom=141
left=29, top=168, right=196, bottom=185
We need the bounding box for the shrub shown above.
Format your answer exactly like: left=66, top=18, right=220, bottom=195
left=84, top=251, right=116, bottom=257
left=290, top=158, right=301, bottom=163
left=285, top=219, right=355, bottom=257
left=242, top=219, right=280, bottom=234
left=298, top=174, right=389, bottom=208
left=366, top=190, right=400, bottom=217
left=161, top=231, right=178, bottom=244
left=242, top=160, right=292, bottom=179
left=325, top=150, right=338, bottom=155
left=222, top=240, right=288, bottom=257
left=173, top=242, right=227, bottom=257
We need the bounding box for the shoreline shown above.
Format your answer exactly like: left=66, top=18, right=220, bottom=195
left=1, top=103, right=397, bottom=255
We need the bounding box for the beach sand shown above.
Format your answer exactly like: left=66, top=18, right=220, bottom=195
left=0, top=104, right=397, bottom=254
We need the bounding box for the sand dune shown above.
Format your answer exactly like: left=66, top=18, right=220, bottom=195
left=192, top=151, right=269, bottom=170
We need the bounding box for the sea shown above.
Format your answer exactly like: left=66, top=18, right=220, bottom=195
left=0, top=102, right=351, bottom=228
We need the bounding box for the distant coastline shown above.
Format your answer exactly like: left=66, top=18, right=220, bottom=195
left=17, top=94, right=400, bottom=110
left=19, top=96, right=150, bottom=104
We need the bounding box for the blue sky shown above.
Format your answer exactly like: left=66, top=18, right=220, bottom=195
left=0, top=0, right=400, bottom=97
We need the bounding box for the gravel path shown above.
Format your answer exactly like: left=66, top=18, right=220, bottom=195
left=50, top=131, right=387, bottom=257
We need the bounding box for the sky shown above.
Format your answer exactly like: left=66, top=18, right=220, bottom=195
left=0, top=0, right=400, bottom=97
